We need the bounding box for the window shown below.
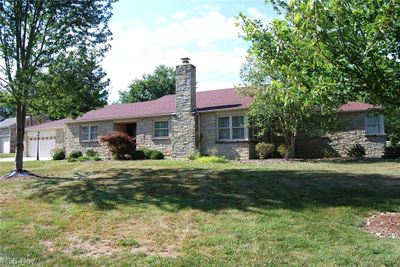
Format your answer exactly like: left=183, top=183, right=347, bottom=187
left=366, top=114, right=383, bottom=135
left=218, top=117, right=230, bottom=140
left=217, top=115, right=247, bottom=141
left=154, top=121, right=169, bottom=138
left=81, top=126, right=98, bottom=141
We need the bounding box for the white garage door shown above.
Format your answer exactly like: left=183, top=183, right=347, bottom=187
left=0, top=137, right=10, bottom=153
left=27, top=130, right=56, bottom=157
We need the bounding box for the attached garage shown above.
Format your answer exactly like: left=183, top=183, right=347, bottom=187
left=27, top=130, right=57, bottom=157
left=25, top=118, right=69, bottom=158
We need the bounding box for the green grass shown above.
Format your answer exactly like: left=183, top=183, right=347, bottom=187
left=0, top=153, right=14, bottom=158
left=194, top=155, right=228, bottom=163
left=0, top=159, right=400, bottom=266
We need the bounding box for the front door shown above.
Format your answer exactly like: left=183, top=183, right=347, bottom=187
left=126, top=123, right=137, bottom=137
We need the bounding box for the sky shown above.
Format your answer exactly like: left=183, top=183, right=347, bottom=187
left=103, top=0, right=278, bottom=102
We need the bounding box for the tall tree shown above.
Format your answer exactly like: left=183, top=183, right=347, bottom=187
left=119, top=65, right=176, bottom=103
left=238, top=14, right=341, bottom=158
left=269, top=0, right=400, bottom=108
left=0, top=0, right=115, bottom=175
left=33, top=50, right=109, bottom=119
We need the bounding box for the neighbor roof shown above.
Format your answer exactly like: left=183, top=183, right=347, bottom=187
left=26, top=118, right=71, bottom=131
left=338, top=102, right=375, bottom=112
left=70, top=88, right=251, bottom=123
left=0, top=117, right=16, bottom=128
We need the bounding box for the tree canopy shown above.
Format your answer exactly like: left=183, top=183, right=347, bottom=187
left=119, top=65, right=176, bottom=103
left=238, top=12, right=340, bottom=157
left=269, top=0, right=400, bottom=108
left=0, top=0, right=115, bottom=173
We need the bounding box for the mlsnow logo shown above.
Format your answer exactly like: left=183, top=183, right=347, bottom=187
left=0, top=256, right=38, bottom=265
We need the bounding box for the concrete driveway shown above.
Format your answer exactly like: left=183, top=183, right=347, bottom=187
left=0, top=157, right=52, bottom=162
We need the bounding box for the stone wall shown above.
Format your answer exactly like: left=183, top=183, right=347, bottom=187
left=171, top=63, right=197, bottom=158
left=136, top=117, right=173, bottom=157
left=64, top=121, right=113, bottom=158
left=296, top=111, right=386, bottom=158
left=199, top=112, right=254, bottom=160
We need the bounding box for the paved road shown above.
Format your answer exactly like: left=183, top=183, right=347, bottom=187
left=0, top=157, right=52, bottom=162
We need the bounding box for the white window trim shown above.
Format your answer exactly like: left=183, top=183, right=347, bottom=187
left=217, top=115, right=248, bottom=141
left=81, top=125, right=99, bottom=142
left=153, top=120, right=170, bottom=139
left=365, top=114, right=385, bottom=135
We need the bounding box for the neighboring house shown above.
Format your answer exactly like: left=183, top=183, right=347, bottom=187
left=26, top=59, right=386, bottom=159
left=0, top=116, right=46, bottom=154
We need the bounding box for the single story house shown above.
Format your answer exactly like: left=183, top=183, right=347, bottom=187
left=25, top=59, right=386, bottom=159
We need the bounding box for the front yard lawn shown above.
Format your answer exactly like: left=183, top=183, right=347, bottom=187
left=0, top=160, right=400, bottom=266
left=0, top=153, right=14, bottom=159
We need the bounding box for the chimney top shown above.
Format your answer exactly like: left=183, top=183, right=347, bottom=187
left=181, top=57, right=190, bottom=64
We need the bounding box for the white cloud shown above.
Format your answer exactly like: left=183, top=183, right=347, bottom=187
left=102, top=7, right=248, bottom=102
left=247, top=7, right=273, bottom=23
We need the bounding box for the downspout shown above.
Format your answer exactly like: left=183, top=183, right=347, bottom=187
left=197, top=112, right=201, bottom=151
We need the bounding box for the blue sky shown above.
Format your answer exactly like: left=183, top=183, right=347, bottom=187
left=104, top=0, right=277, bottom=102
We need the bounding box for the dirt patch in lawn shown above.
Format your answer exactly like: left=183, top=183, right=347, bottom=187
left=365, top=212, right=400, bottom=238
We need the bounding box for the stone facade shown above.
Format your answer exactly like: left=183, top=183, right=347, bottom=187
left=64, top=121, right=113, bottom=158
left=296, top=111, right=386, bottom=158
left=136, top=117, right=173, bottom=157
left=171, top=63, right=197, bottom=158
left=199, top=111, right=256, bottom=160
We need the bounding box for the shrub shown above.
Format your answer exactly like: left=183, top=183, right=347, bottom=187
left=149, top=150, right=164, bottom=160
left=195, top=156, right=228, bottom=163
left=78, top=156, right=90, bottom=162
left=347, top=143, right=366, bottom=158
left=68, top=150, right=82, bottom=159
left=255, top=142, right=275, bottom=160
left=52, top=148, right=65, bottom=160
left=382, top=145, right=400, bottom=159
left=67, top=157, right=77, bottom=162
left=92, top=156, right=102, bottom=161
left=131, top=150, right=146, bottom=160
left=99, top=132, right=136, bottom=160
left=277, top=144, right=289, bottom=158
left=85, top=149, right=98, bottom=157
left=188, top=150, right=202, bottom=160
left=141, top=148, right=153, bottom=159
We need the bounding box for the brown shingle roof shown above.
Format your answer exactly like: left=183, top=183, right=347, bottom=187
left=26, top=89, right=377, bottom=130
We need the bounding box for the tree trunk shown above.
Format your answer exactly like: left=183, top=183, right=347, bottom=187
left=15, top=103, right=26, bottom=172
left=287, top=134, right=296, bottom=159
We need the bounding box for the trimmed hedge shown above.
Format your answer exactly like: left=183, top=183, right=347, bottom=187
left=52, top=148, right=65, bottom=160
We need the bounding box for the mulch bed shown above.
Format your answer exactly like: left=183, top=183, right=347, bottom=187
left=365, top=212, right=400, bottom=238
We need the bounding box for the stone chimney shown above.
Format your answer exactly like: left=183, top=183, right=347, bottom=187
left=171, top=58, right=197, bottom=158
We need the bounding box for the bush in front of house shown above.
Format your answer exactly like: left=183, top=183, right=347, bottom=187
left=255, top=142, right=275, bottom=160
left=85, top=149, right=99, bottom=157
left=78, top=156, right=90, bottom=162
left=68, top=150, right=83, bottom=160
left=277, top=144, right=289, bottom=158
left=99, top=132, right=136, bottom=160
left=131, top=150, right=146, bottom=160
left=382, top=145, right=400, bottom=159
left=52, top=148, right=65, bottom=160
left=149, top=150, right=164, bottom=160
left=195, top=155, right=228, bottom=163
left=92, top=155, right=102, bottom=161
left=67, top=157, right=77, bottom=162
left=347, top=143, right=366, bottom=158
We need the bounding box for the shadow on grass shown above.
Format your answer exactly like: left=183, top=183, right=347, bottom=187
left=26, top=167, right=400, bottom=212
